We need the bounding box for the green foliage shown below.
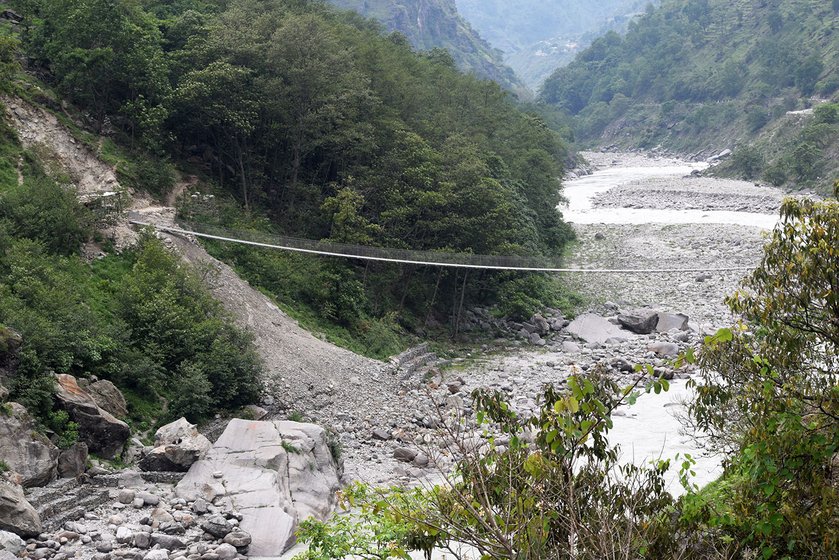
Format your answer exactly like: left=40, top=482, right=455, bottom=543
left=683, top=197, right=839, bottom=558
left=729, top=145, right=765, bottom=180
left=0, top=460, right=8, bottom=474
left=46, top=409, right=79, bottom=450
left=297, top=367, right=681, bottom=559
left=0, top=36, right=19, bottom=92
left=12, top=0, right=578, bottom=348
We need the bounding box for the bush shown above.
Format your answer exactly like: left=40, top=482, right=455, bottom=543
left=730, top=145, right=765, bottom=179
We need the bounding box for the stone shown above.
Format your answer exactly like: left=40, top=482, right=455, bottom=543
left=566, top=313, right=629, bottom=344
left=191, top=499, right=209, bottom=515
left=117, top=490, right=136, bottom=504
left=137, top=492, right=160, bottom=506
left=200, top=517, right=232, bottom=539
left=152, top=534, right=185, bottom=550
left=648, top=342, right=680, bottom=358
left=134, top=532, right=151, bottom=549
left=655, top=312, right=690, bottom=332
left=393, top=447, right=417, bottom=463
left=561, top=341, right=581, bottom=353
left=140, top=419, right=211, bottom=473
left=617, top=309, right=659, bottom=334
left=86, top=380, right=128, bottom=419
left=176, top=420, right=341, bottom=557
left=96, top=541, right=113, bottom=553
left=214, top=544, right=237, bottom=560
left=531, top=314, right=550, bottom=336
left=54, top=374, right=130, bottom=459
left=221, top=532, right=251, bottom=549
left=57, top=442, right=88, bottom=479
left=0, top=402, right=58, bottom=487
left=413, top=453, right=429, bottom=468
left=371, top=429, right=390, bottom=441
left=143, top=550, right=169, bottom=560
left=0, top=529, right=25, bottom=554
left=150, top=508, right=174, bottom=527
left=115, top=527, right=134, bottom=545
left=0, top=480, right=42, bottom=537
left=527, top=333, right=543, bottom=345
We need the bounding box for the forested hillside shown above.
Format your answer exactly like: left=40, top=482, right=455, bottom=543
left=455, top=0, right=653, bottom=89
left=4, top=0, right=574, bottom=356
left=326, top=0, right=525, bottom=94
left=541, top=0, right=839, bottom=193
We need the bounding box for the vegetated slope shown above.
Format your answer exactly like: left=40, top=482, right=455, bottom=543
left=325, top=0, right=526, bottom=94
left=455, top=0, right=654, bottom=90
left=10, top=0, right=576, bottom=356
left=540, top=0, right=839, bottom=193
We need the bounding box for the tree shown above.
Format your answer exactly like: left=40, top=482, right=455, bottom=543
left=685, top=195, right=839, bottom=559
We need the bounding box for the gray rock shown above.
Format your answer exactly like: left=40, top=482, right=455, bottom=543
left=151, top=534, right=185, bottom=550
left=0, top=481, right=41, bottom=537
left=0, top=529, right=25, bottom=554
left=54, top=374, right=130, bottom=459
left=85, top=380, right=128, bottom=419
left=566, top=314, right=629, bottom=344
left=134, top=532, right=151, bottom=549
left=242, top=405, right=268, bottom=421
left=371, top=429, right=390, bottom=441
left=57, top=442, right=88, bottom=479
left=0, top=402, right=58, bottom=487
left=118, top=490, right=136, bottom=505
left=96, top=541, right=113, bottom=553
left=656, top=312, right=690, bottom=332
left=214, top=544, right=237, bottom=560
left=527, top=333, right=543, bottom=345
left=115, top=527, right=134, bottom=545
left=648, top=342, right=680, bottom=358
left=531, top=314, right=550, bottom=336
left=191, top=499, right=209, bottom=515
left=617, top=309, right=659, bottom=334
left=0, top=550, right=16, bottom=560
left=143, top=550, right=169, bottom=560
left=140, top=418, right=212, bottom=473
left=176, top=420, right=340, bottom=557
left=222, top=531, right=251, bottom=549
left=413, top=453, right=429, bottom=468
left=561, top=341, right=581, bottom=353
left=137, top=492, right=160, bottom=506
left=200, top=517, right=232, bottom=539
left=393, top=448, right=417, bottom=463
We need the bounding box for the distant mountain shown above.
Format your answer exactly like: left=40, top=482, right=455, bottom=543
left=326, top=0, right=526, bottom=94
left=540, top=0, right=839, bottom=194
left=455, top=0, right=653, bottom=89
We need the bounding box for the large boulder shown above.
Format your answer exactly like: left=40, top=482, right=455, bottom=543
left=0, top=481, right=41, bottom=538
left=656, top=312, right=690, bottom=332
left=0, top=529, right=25, bottom=554
left=57, top=442, right=88, bottom=479
left=0, top=402, right=58, bottom=487
left=139, top=418, right=211, bottom=472
left=54, top=374, right=130, bottom=459
left=617, top=309, right=659, bottom=334
left=566, top=313, right=628, bottom=344
left=176, top=419, right=341, bottom=556
left=84, top=380, right=128, bottom=419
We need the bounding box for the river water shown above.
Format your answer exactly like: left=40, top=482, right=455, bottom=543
left=562, top=159, right=780, bottom=229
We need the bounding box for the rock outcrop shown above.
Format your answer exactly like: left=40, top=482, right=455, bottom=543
left=57, top=443, right=88, bottom=479
left=139, top=418, right=211, bottom=472
left=54, top=374, right=130, bottom=459
left=0, top=402, right=58, bottom=487
left=0, top=481, right=42, bottom=537
left=81, top=380, right=128, bottom=419
left=566, top=313, right=629, bottom=344
left=175, top=419, right=341, bottom=556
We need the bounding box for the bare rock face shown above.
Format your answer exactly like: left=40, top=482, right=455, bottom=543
left=0, top=402, right=58, bottom=487
left=176, top=419, right=341, bottom=556
left=84, top=380, right=128, bottom=419
left=54, top=374, right=130, bottom=459
left=617, top=309, right=659, bottom=334
left=0, top=480, right=42, bottom=538
left=139, top=418, right=211, bottom=472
